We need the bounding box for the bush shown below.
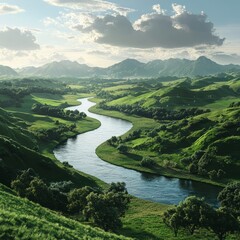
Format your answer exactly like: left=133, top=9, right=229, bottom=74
left=117, top=144, right=128, bottom=154
left=140, top=158, right=157, bottom=168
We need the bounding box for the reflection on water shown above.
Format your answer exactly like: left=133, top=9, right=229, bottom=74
left=54, top=98, right=221, bottom=206
left=140, top=173, right=160, bottom=181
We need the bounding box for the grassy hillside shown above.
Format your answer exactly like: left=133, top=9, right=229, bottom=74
left=0, top=80, right=103, bottom=189
left=0, top=183, right=130, bottom=240
left=91, top=75, right=240, bottom=185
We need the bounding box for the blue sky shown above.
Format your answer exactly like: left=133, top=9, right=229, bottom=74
left=0, top=0, right=240, bottom=67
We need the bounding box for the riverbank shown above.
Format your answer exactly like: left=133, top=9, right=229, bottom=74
left=89, top=98, right=225, bottom=187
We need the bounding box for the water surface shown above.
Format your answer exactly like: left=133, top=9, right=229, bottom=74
left=54, top=98, right=221, bottom=205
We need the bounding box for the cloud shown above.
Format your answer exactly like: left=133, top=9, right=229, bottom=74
left=45, top=0, right=133, bottom=15
left=0, top=28, right=40, bottom=50
left=211, top=52, right=240, bottom=65
left=77, top=4, right=224, bottom=49
left=152, top=4, right=165, bottom=15
left=0, top=4, right=24, bottom=15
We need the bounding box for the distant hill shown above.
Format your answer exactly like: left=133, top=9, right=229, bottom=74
left=0, top=65, right=18, bottom=77
left=11, top=57, right=240, bottom=78
left=17, top=60, right=96, bottom=78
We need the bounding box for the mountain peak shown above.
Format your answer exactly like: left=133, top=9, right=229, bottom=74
left=196, top=56, right=213, bottom=63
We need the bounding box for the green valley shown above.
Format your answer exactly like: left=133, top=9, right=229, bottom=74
left=0, top=75, right=239, bottom=240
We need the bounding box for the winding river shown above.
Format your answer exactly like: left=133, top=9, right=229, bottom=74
left=54, top=98, right=221, bottom=206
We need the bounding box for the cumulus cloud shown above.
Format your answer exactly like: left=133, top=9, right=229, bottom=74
left=45, top=0, right=133, bottom=15
left=0, top=28, right=40, bottom=50
left=152, top=4, right=165, bottom=15
left=77, top=4, right=224, bottom=49
left=0, top=4, right=24, bottom=15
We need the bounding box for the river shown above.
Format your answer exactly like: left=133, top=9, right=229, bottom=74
left=54, top=98, right=221, bottom=206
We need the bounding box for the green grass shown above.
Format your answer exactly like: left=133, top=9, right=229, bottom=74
left=8, top=93, right=88, bottom=113
left=90, top=99, right=225, bottom=187
left=0, top=183, right=131, bottom=240
left=120, top=198, right=238, bottom=240
left=0, top=93, right=103, bottom=189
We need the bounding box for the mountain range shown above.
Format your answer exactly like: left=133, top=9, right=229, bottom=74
left=1, top=56, right=240, bottom=78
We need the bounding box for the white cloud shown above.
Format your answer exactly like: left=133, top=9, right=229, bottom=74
left=0, top=28, right=40, bottom=50
left=0, top=4, right=24, bottom=15
left=45, top=0, right=133, bottom=16
left=78, top=4, right=224, bottom=49
left=211, top=52, right=240, bottom=65
left=43, top=17, right=59, bottom=26
left=152, top=4, right=165, bottom=15
left=172, top=3, right=186, bottom=16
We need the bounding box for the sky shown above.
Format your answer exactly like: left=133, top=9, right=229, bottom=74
left=0, top=0, right=240, bottom=68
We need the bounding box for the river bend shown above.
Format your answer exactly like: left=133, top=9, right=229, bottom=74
left=54, top=98, right=221, bottom=205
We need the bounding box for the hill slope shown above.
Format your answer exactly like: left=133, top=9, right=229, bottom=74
left=0, top=65, right=18, bottom=77
left=0, top=183, right=130, bottom=240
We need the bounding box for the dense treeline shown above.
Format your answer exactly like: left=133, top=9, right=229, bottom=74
left=99, top=101, right=210, bottom=121
left=11, top=169, right=130, bottom=231
left=32, top=103, right=86, bottom=120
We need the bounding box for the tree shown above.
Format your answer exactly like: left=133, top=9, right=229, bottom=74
left=179, top=196, right=214, bottom=234
left=208, top=208, right=239, bottom=240
left=25, top=177, right=53, bottom=208
left=108, top=182, right=128, bottom=194
left=83, top=191, right=130, bottom=231
left=11, top=168, right=37, bottom=197
left=218, top=182, right=240, bottom=217
left=163, top=207, right=184, bottom=236
left=117, top=144, right=128, bottom=154
left=163, top=196, right=214, bottom=236
left=67, top=186, right=96, bottom=215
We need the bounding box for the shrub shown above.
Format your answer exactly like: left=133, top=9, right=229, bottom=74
left=140, top=158, right=157, bottom=168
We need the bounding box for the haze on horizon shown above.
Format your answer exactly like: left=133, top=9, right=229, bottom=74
left=0, top=0, right=240, bottom=68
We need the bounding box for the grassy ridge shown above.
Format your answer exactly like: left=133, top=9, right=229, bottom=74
left=0, top=93, right=104, bottom=188
left=90, top=76, right=240, bottom=185
left=90, top=102, right=225, bottom=186
left=0, top=183, right=131, bottom=240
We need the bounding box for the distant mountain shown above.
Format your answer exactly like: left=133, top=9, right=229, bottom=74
left=6, top=57, right=240, bottom=78
left=105, top=59, right=145, bottom=78
left=17, top=60, right=96, bottom=78
left=0, top=65, right=18, bottom=77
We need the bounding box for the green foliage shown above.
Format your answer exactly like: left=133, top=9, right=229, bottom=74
left=163, top=196, right=240, bottom=239
left=67, top=186, right=97, bottom=214
left=108, top=182, right=128, bottom=194
left=208, top=208, right=240, bottom=240
left=84, top=191, right=130, bottom=231
left=67, top=182, right=130, bottom=231
left=218, top=182, right=240, bottom=217
left=94, top=76, right=240, bottom=184
left=0, top=183, right=131, bottom=240
left=117, top=144, right=128, bottom=154
left=140, top=158, right=157, bottom=168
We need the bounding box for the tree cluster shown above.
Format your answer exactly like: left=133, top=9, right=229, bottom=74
left=164, top=183, right=240, bottom=240
left=32, top=103, right=86, bottom=120
left=99, top=102, right=209, bottom=121
left=11, top=169, right=130, bottom=232
left=34, top=122, right=76, bottom=141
